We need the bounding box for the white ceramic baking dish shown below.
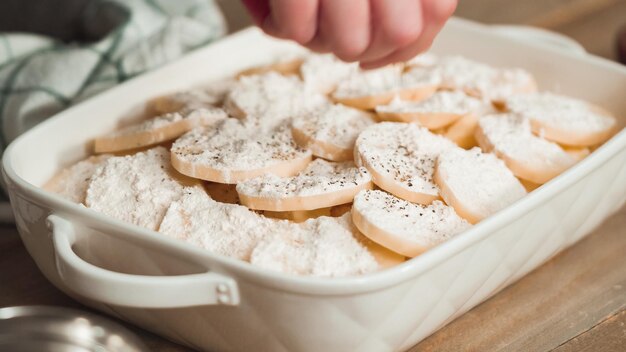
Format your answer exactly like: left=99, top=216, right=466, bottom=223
left=3, top=18, right=626, bottom=352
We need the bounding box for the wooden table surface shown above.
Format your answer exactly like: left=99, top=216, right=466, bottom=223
left=2, top=0, right=625, bottom=351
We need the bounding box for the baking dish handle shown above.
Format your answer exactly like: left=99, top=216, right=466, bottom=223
left=491, top=25, right=587, bottom=56
left=47, top=214, right=240, bottom=308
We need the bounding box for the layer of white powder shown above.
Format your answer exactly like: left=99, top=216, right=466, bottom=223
left=250, top=213, right=379, bottom=277
left=506, top=92, right=616, bottom=134
left=158, top=186, right=274, bottom=260
left=356, top=122, right=457, bottom=196
left=45, top=154, right=112, bottom=204
left=107, top=108, right=227, bottom=138
left=150, top=84, right=233, bottom=113
left=353, top=190, right=471, bottom=247
left=171, top=118, right=311, bottom=173
left=402, top=65, right=444, bottom=88
left=375, top=90, right=491, bottom=115
left=226, top=72, right=329, bottom=130
left=478, top=114, right=576, bottom=168
left=487, top=68, right=536, bottom=101
left=85, top=147, right=186, bottom=230
left=333, top=64, right=440, bottom=99
left=436, top=147, right=527, bottom=219
left=158, top=187, right=379, bottom=276
left=300, top=53, right=359, bottom=93
left=431, top=56, right=535, bottom=101
left=292, top=103, right=375, bottom=150
left=201, top=78, right=237, bottom=102
left=236, top=159, right=371, bottom=199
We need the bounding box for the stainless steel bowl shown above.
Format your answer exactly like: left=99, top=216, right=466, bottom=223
left=0, top=306, right=148, bottom=351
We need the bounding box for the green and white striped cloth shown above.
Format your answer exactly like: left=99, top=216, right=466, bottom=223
left=0, top=0, right=226, bottom=152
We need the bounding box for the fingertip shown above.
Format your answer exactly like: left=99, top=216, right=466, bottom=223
left=261, top=15, right=315, bottom=44
left=359, top=61, right=389, bottom=70
left=276, top=18, right=317, bottom=44
left=440, top=0, right=459, bottom=18
left=305, top=33, right=332, bottom=54
left=360, top=38, right=434, bottom=69
left=319, top=0, right=371, bottom=62
left=330, top=22, right=371, bottom=61
left=261, top=17, right=283, bottom=38
left=265, top=0, right=319, bottom=44
left=424, top=0, right=457, bottom=22
left=386, top=21, right=423, bottom=48
left=333, top=40, right=371, bottom=62
left=286, top=27, right=317, bottom=45
left=356, top=0, right=422, bottom=63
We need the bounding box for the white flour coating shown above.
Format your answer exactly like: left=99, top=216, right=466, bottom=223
left=353, top=190, right=471, bottom=247
left=292, top=103, right=375, bottom=150
left=300, top=54, right=359, bottom=93
left=45, top=155, right=112, bottom=204
left=375, top=90, right=491, bottom=115
left=432, top=56, right=535, bottom=101
left=333, top=64, right=440, bottom=99
left=171, top=118, right=311, bottom=176
left=437, top=147, right=527, bottom=219
left=250, top=213, right=379, bottom=277
left=158, top=186, right=275, bottom=260
left=226, top=72, right=329, bottom=130
left=506, top=92, right=616, bottom=134
left=85, top=147, right=186, bottom=230
left=158, top=187, right=379, bottom=276
left=152, top=84, right=233, bottom=113
left=236, top=159, right=371, bottom=199
left=487, top=68, right=536, bottom=101
left=356, top=122, right=457, bottom=197
left=200, top=78, right=237, bottom=103
left=402, top=65, right=443, bottom=88
left=107, top=108, right=227, bottom=137
left=478, top=114, right=576, bottom=168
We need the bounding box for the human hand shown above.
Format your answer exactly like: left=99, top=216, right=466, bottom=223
left=241, top=0, right=457, bottom=69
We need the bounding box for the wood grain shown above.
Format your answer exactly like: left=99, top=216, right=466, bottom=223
left=410, top=206, right=626, bottom=351
left=552, top=309, right=626, bottom=352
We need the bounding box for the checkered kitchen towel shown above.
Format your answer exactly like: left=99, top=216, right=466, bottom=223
left=0, top=0, right=226, bottom=152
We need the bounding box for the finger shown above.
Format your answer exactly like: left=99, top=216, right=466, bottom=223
left=241, top=0, right=270, bottom=26
left=317, top=0, right=371, bottom=61
left=305, top=31, right=332, bottom=53
left=360, top=0, right=457, bottom=69
left=357, top=0, right=423, bottom=63
left=262, top=0, right=319, bottom=44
